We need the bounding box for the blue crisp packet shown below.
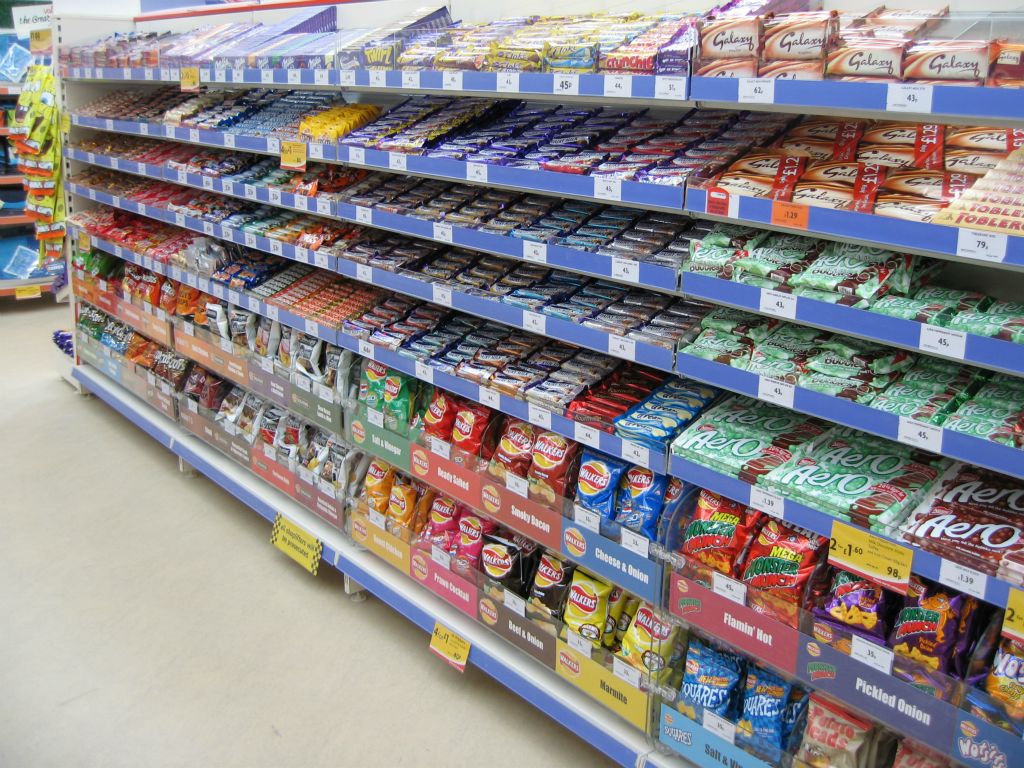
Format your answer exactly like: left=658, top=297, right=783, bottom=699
left=738, top=665, right=791, bottom=752
left=613, top=466, right=669, bottom=540
left=576, top=449, right=628, bottom=519
left=679, top=639, right=745, bottom=720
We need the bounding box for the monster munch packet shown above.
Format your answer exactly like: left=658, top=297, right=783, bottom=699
left=679, top=490, right=764, bottom=579
left=740, top=519, right=827, bottom=627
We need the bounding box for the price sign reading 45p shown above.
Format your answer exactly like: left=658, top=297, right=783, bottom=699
left=280, top=141, right=307, bottom=172
left=829, top=520, right=913, bottom=594
left=429, top=622, right=471, bottom=672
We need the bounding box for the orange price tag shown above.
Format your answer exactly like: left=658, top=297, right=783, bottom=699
left=180, top=66, right=200, bottom=92
left=771, top=200, right=810, bottom=230
left=280, top=141, right=307, bottom=172
left=1004, top=588, right=1024, bottom=643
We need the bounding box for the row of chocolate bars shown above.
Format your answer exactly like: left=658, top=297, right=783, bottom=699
left=60, top=2, right=1024, bottom=87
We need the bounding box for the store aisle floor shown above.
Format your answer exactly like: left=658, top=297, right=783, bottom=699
left=0, top=301, right=617, bottom=768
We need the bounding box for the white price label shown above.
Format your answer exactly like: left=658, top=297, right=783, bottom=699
left=356, top=264, right=372, bottom=282
left=318, top=480, right=337, bottom=499
left=265, top=304, right=279, bottom=321
left=293, top=194, right=309, bottom=211
left=223, top=134, right=235, bottom=149
left=402, top=71, right=420, bottom=89
left=183, top=322, right=195, bottom=337
left=263, top=442, right=276, bottom=460
left=608, top=335, right=636, bottom=360
left=497, top=72, right=519, bottom=92
left=897, top=416, right=944, bottom=453
left=956, top=228, right=1008, bottom=263
left=368, top=509, right=387, bottom=529
left=227, top=290, right=241, bottom=306
left=738, top=78, right=775, bottom=104
left=611, top=257, right=639, bottom=283
left=428, top=435, right=451, bottom=460
left=358, top=340, right=374, bottom=358
left=442, top=71, right=463, bottom=90
left=573, top=422, right=601, bottom=449
left=269, top=239, right=283, bottom=256
left=712, top=572, right=748, bottom=606
left=919, top=324, right=967, bottom=359
left=479, top=387, right=501, bottom=408
left=553, top=73, right=579, bottom=95
left=367, top=408, right=385, bottom=428
left=414, top=361, right=434, bottom=383
left=219, top=336, right=233, bottom=354
left=594, top=177, right=622, bottom=201
left=165, top=125, right=176, bottom=138
left=268, top=188, right=282, bottom=206
left=654, top=76, right=686, bottom=99
left=287, top=69, right=301, bottom=85
left=506, top=473, right=529, bottom=498
left=566, top=630, right=592, bottom=658
left=317, top=383, right=333, bottom=403
left=757, top=377, right=795, bottom=409
left=432, top=284, right=452, bottom=307
left=210, top=282, right=225, bottom=299
left=338, top=70, right=355, bottom=87
left=613, top=656, right=642, bottom=688
left=703, top=711, right=736, bottom=745
left=355, top=206, right=373, bottom=225
left=620, top=528, right=650, bottom=558
left=308, top=144, right=323, bottom=162
left=260, top=356, right=273, bottom=373
left=388, top=153, right=407, bottom=171
left=146, top=371, right=156, bottom=386
left=304, top=319, right=319, bottom=336
left=574, top=506, right=600, bottom=533
left=433, top=222, right=453, bottom=243
left=369, top=70, right=386, bottom=87
left=244, top=233, right=257, bottom=248
left=265, top=138, right=280, bottom=155
left=110, top=158, right=120, bottom=170
left=939, top=559, right=988, bottom=599
left=203, top=222, right=215, bottom=236
left=231, top=68, right=243, bottom=84
left=298, top=467, right=314, bottom=485
left=105, top=119, right=114, bottom=131
left=245, top=185, right=258, bottom=200
left=174, top=213, right=185, bottom=227
left=261, top=70, right=274, bottom=84
left=431, top=544, right=451, bottom=569
left=749, top=486, right=785, bottom=520
left=188, top=129, right=199, bottom=143
left=604, top=75, right=631, bottom=98
left=886, top=83, right=933, bottom=113
left=295, top=375, right=312, bottom=393
left=139, top=123, right=149, bottom=136
left=621, top=441, right=649, bottom=468
left=317, top=198, right=332, bottom=215
left=850, top=635, right=894, bottom=674
left=202, top=176, right=214, bottom=190
left=143, top=68, right=154, bottom=81
left=314, top=69, right=329, bottom=86
left=527, top=404, right=551, bottom=429
left=466, top=162, right=488, bottom=183
left=187, top=398, right=198, bottom=414
left=759, top=289, right=797, bottom=320
left=522, top=241, right=547, bottom=264
left=523, top=311, right=546, bottom=334
left=247, top=296, right=260, bottom=312
left=503, top=590, right=526, bottom=617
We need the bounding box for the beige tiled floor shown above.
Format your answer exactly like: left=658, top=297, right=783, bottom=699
left=0, top=299, right=617, bottom=767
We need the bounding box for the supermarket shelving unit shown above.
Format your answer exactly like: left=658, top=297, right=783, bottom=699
left=58, top=3, right=1024, bottom=768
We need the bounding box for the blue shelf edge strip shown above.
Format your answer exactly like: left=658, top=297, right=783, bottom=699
left=70, top=363, right=663, bottom=768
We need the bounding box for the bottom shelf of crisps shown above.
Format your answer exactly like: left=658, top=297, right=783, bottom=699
left=344, top=357, right=694, bottom=605
left=655, top=489, right=1024, bottom=768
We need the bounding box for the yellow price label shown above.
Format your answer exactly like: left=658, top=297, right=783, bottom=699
left=280, top=140, right=307, bottom=172
left=180, top=66, right=200, bottom=92
left=269, top=513, right=322, bottom=574
left=429, top=622, right=471, bottom=672
left=1004, top=588, right=1024, bottom=643
left=60, top=112, right=70, bottom=135
left=829, top=520, right=913, bottom=594
left=15, top=285, right=42, bottom=300
left=30, top=28, right=52, bottom=55
left=78, top=232, right=92, bottom=253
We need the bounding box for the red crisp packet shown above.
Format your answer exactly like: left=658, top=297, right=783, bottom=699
left=451, top=401, right=494, bottom=459
left=741, top=519, right=827, bottom=626
left=422, top=388, right=460, bottom=441
left=680, top=490, right=764, bottom=578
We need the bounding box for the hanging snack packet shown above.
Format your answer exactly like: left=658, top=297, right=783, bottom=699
left=562, top=568, right=614, bottom=646
left=359, top=358, right=390, bottom=411
left=815, top=569, right=891, bottom=641
left=363, top=459, right=396, bottom=514
left=488, top=418, right=537, bottom=481
left=418, top=495, right=461, bottom=552
left=680, top=491, right=764, bottom=579
left=741, top=520, right=826, bottom=626
left=576, top=449, right=628, bottom=519
left=527, top=552, right=576, bottom=625
left=386, top=479, right=420, bottom=534
left=679, top=639, right=745, bottom=720
left=888, top=576, right=976, bottom=674
left=422, top=388, right=460, bottom=441
left=795, top=694, right=873, bottom=768
left=453, top=511, right=498, bottom=576
left=602, top=587, right=627, bottom=648
left=382, top=370, right=416, bottom=435
left=618, top=603, right=681, bottom=683
left=527, top=432, right=580, bottom=506
left=450, top=401, right=494, bottom=459
left=738, top=664, right=793, bottom=753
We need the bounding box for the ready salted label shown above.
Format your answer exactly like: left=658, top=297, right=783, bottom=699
left=409, top=444, right=480, bottom=507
